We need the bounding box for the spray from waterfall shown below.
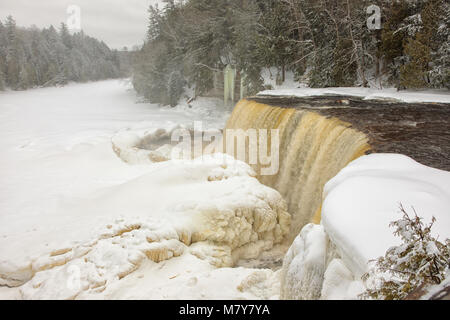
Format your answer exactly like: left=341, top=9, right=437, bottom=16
left=225, top=99, right=371, bottom=239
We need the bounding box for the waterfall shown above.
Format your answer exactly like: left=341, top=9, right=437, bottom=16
left=225, top=99, right=371, bottom=239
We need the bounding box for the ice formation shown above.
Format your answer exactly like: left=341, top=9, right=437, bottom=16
left=225, top=99, right=370, bottom=238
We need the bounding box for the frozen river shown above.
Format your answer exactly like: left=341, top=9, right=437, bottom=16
left=1, top=80, right=284, bottom=299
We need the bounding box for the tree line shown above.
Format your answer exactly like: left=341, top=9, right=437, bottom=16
left=132, top=0, right=449, bottom=107
left=0, top=15, right=130, bottom=91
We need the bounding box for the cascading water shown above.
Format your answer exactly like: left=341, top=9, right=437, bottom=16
left=225, top=99, right=371, bottom=239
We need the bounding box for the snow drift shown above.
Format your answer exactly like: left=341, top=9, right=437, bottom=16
left=281, top=154, right=450, bottom=299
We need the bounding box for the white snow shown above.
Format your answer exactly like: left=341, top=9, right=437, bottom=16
left=258, top=87, right=450, bottom=104
left=320, top=259, right=365, bottom=300
left=0, top=80, right=288, bottom=299
left=90, top=255, right=281, bottom=300
left=2, top=79, right=449, bottom=300
left=322, top=154, right=450, bottom=277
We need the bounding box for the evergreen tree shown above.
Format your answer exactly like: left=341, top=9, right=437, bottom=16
left=380, top=0, right=409, bottom=67
left=400, top=0, right=442, bottom=88
left=257, top=1, right=295, bottom=83
left=0, top=20, right=7, bottom=86
left=428, top=0, right=449, bottom=88
left=400, top=36, right=430, bottom=88
left=59, top=23, right=72, bottom=49
left=147, top=5, right=163, bottom=42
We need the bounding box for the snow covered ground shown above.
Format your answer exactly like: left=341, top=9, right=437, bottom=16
left=0, top=80, right=289, bottom=299
left=258, top=87, right=450, bottom=104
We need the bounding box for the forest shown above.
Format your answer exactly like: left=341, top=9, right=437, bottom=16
left=0, top=15, right=129, bottom=91
left=132, top=0, right=449, bottom=106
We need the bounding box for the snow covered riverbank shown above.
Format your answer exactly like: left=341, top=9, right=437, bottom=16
left=281, top=154, right=450, bottom=300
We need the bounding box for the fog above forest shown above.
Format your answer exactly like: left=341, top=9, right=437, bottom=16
left=0, top=0, right=163, bottom=49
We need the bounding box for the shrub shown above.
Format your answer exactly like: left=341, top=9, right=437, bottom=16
left=361, top=204, right=450, bottom=300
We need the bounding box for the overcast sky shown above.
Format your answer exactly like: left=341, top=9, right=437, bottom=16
left=0, top=0, right=163, bottom=49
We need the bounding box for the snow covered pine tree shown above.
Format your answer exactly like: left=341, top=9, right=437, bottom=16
left=361, top=204, right=450, bottom=300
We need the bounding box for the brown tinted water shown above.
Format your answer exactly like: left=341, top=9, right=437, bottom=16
left=250, top=95, right=450, bottom=171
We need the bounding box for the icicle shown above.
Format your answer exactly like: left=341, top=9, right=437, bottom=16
left=224, top=65, right=236, bottom=107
